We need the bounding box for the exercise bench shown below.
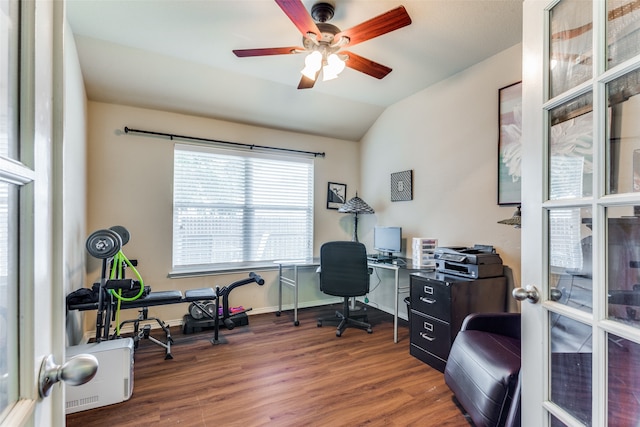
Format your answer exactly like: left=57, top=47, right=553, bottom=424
left=68, top=274, right=264, bottom=359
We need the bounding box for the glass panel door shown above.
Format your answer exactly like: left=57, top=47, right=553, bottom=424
left=522, top=0, right=640, bottom=425
left=0, top=0, right=20, bottom=420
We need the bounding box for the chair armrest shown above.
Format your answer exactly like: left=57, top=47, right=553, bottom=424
left=460, top=312, right=521, bottom=340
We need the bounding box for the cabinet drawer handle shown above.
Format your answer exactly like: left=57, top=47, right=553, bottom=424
left=423, top=285, right=433, bottom=295
left=419, top=332, right=436, bottom=342
left=420, top=296, right=436, bottom=304
left=423, top=321, right=433, bottom=332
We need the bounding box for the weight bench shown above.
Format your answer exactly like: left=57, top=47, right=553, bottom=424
left=77, top=227, right=265, bottom=358
left=116, top=288, right=218, bottom=360
left=68, top=286, right=218, bottom=359
left=67, top=273, right=265, bottom=359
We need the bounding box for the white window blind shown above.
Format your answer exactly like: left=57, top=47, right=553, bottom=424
left=172, top=144, right=314, bottom=271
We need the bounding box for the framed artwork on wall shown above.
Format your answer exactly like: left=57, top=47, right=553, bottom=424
left=498, top=81, right=522, bottom=205
left=327, top=182, right=346, bottom=209
left=391, top=170, right=413, bottom=202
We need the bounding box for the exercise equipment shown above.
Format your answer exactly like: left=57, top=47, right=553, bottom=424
left=68, top=226, right=265, bottom=359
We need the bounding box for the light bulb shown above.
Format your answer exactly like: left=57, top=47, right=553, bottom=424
left=301, top=51, right=322, bottom=80
left=322, top=53, right=346, bottom=81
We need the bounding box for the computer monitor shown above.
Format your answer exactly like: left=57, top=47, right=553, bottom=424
left=373, top=226, right=402, bottom=260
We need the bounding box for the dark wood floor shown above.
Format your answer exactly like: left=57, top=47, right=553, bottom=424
left=66, top=304, right=471, bottom=426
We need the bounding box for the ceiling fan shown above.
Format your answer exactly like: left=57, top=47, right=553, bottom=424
left=232, top=0, right=412, bottom=89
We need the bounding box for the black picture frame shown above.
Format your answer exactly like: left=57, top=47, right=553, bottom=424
left=498, top=81, right=522, bottom=205
left=327, top=182, right=346, bottom=209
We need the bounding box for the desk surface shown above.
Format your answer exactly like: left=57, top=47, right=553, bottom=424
left=275, top=257, right=432, bottom=271
left=274, top=258, right=319, bottom=266
left=368, top=257, right=433, bottom=271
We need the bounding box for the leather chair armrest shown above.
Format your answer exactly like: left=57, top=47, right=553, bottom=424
left=460, top=312, right=521, bottom=340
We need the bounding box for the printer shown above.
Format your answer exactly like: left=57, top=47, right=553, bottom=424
left=434, top=245, right=503, bottom=279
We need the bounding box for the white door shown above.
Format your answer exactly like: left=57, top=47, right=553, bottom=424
left=521, top=0, right=640, bottom=425
left=0, top=0, right=62, bottom=425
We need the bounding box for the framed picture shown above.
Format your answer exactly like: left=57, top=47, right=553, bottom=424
left=498, top=81, right=523, bottom=205
left=390, top=170, right=413, bottom=202
left=327, top=182, right=346, bottom=209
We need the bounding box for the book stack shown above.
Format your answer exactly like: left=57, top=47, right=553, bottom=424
left=412, top=238, right=438, bottom=269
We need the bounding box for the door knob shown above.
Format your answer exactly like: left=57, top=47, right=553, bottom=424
left=512, top=285, right=540, bottom=304
left=38, top=353, right=98, bottom=398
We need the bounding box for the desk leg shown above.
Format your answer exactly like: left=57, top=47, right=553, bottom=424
left=293, top=265, right=300, bottom=326
left=276, top=264, right=283, bottom=316
left=394, top=268, right=399, bottom=343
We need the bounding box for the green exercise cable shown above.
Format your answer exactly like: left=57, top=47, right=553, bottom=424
left=109, top=250, right=144, bottom=335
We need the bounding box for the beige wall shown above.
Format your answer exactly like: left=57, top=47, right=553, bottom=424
left=85, top=102, right=360, bottom=331
left=360, top=44, right=523, bottom=315
left=63, top=20, right=88, bottom=346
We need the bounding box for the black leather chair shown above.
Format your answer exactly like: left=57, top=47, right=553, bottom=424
left=317, top=241, right=373, bottom=337
left=444, top=312, right=521, bottom=427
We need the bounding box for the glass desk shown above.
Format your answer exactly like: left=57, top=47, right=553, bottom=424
left=275, top=258, right=432, bottom=342
left=274, top=258, right=319, bottom=326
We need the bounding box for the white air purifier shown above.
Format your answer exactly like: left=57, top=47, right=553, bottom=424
left=65, top=338, right=134, bottom=414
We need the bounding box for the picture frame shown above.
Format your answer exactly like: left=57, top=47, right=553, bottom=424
left=327, top=182, right=346, bottom=209
left=390, top=170, right=413, bottom=202
left=498, top=81, right=523, bottom=205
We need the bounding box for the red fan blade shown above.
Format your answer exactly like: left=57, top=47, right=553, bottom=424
left=233, top=47, right=303, bottom=57
left=297, top=71, right=319, bottom=89
left=275, top=0, right=321, bottom=39
left=342, top=51, right=392, bottom=79
left=335, top=6, right=411, bottom=48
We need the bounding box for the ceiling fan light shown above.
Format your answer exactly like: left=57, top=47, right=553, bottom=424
left=301, top=51, right=322, bottom=79
left=322, top=53, right=345, bottom=81
left=323, top=68, right=339, bottom=81
left=328, top=53, right=346, bottom=74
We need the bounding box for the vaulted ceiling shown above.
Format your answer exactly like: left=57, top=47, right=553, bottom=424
left=66, top=0, right=523, bottom=141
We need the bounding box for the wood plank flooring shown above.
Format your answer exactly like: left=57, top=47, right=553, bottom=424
left=66, top=304, right=471, bottom=427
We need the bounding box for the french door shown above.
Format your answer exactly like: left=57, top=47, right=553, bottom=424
left=0, top=0, right=61, bottom=425
left=521, top=0, right=640, bottom=425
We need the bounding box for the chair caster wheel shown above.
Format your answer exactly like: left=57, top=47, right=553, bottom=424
left=294, top=320, right=300, bottom=326
left=317, top=321, right=322, bottom=327
left=367, top=328, right=373, bottom=334
left=336, top=330, right=342, bottom=337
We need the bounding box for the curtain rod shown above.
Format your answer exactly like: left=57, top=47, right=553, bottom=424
left=123, top=126, right=326, bottom=158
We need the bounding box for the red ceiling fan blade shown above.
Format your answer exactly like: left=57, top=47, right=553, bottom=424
left=335, top=6, right=411, bottom=48
left=297, top=71, right=319, bottom=89
left=275, top=0, right=322, bottom=39
left=233, top=47, right=303, bottom=57
left=342, top=51, right=392, bottom=79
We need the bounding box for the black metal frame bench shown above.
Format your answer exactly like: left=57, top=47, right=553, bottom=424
left=68, top=274, right=264, bottom=359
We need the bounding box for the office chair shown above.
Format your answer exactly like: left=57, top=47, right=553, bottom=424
left=317, top=241, right=373, bottom=337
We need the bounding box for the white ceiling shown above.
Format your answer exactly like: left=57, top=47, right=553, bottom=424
left=66, top=0, right=523, bottom=141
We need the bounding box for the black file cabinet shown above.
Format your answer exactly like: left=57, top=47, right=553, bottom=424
left=409, top=271, right=507, bottom=372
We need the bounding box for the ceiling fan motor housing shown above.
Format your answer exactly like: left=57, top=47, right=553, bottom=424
left=303, top=22, right=341, bottom=48
left=311, top=2, right=335, bottom=22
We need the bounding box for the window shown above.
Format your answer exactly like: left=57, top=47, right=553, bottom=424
left=172, top=144, right=314, bottom=272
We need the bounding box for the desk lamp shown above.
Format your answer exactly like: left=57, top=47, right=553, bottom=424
left=497, top=205, right=521, bottom=229
left=339, top=193, right=375, bottom=242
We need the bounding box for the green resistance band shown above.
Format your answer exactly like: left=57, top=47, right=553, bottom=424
left=109, top=250, right=145, bottom=335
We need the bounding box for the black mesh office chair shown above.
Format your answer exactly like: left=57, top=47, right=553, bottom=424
left=317, top=241, right=373, bottom=337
